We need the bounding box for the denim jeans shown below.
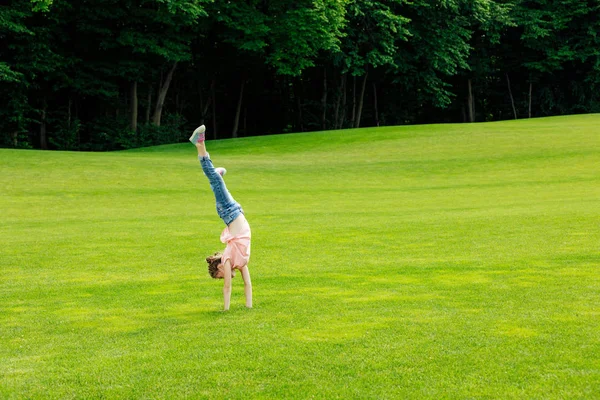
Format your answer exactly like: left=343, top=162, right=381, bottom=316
left=200, top=154, right=243, bottom=225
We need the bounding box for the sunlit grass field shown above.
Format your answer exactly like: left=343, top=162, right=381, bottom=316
left=1, top=115, right=599, bottom=398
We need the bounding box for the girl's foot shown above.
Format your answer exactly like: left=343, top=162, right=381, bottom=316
left=189, top=125, right=206, bottom=144
left=215, top=167, right=227, bottom=177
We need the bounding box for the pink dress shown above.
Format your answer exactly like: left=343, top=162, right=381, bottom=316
left=220, top=215, right=251, bottom=270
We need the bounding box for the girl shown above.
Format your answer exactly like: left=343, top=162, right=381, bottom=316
left=190, top=125, right=252, bottom=311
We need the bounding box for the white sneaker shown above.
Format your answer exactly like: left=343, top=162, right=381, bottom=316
left=189, top=125, right=206, bottom=144
left=215, top=167, right=227, bottom=177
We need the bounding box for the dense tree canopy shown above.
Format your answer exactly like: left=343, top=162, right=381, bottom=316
left=1, top=0, right=598, bottom=150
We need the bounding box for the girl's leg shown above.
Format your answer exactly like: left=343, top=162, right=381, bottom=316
left=192, top=126, right=243, bottom=225
left=198, top=152, right=235, bottom=206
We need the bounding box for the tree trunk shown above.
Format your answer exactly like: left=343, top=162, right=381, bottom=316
left=199, top=80, right=214, bottom=124
left=203, top=81, right=213, bottom=119
left=373, top=82, right=379, bottom=127
left=354, top=70, right=368, bottom=128
left=321, top=68, right=327, bottom=130
left=232, top=79, right=245, bottom=138
left=146, top=87, right=152, bottom=125
left=152, top=62, right=177, bottom=126
left=350, top=76, right=356, bottom=127
left=130, top=81, right=138, bottom=132
left=467, top=79, right=475, bottom=122
left=40, top=100, right=48, bottom=150
left=67, top=97, right=72, bottom=130
left=211, top=80, right=217, bottom=139
left=528, top=82, right=532, bottom=118
left=175, top=82, right=180, bottom=113
left=506, top=73, right=517, bottom=120
left=340, top=74, right=347, bottom=129
left=74, top=97, right=80, bottom=147
left=198, top=81, right=204, bottom=122
left=296, top=81, right=304, bottom=132
left=333, top=73, right=342, bottom=129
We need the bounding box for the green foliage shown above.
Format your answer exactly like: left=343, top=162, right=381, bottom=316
left=0, top=62, right=24, bottom=83
left=266, top=0, right=348, bottom=76
left=30, top=0, right=53, bottom=12
left=210, top=0, right=269, bottom=53
left=340, top=0, right=410, bottom=74
left=48, top=117, right=81, bottom=151
left=1, top=0, right=599, bottom=149
left=119, top=114, right=188, bottom=149
left=81, top=114, right=188, bottom=151
left=380, top=0, right=471, bottom=107
left=510, top=0, right=600, bottom=75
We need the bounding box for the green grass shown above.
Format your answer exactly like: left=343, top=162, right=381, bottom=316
left=1, top=114, right=599, bottom=399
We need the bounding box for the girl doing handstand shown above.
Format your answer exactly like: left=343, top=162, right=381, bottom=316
left=190, top=125, right=252, bottom=311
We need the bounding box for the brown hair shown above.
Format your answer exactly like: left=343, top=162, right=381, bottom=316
left=206, top=252, right=222, bottom=278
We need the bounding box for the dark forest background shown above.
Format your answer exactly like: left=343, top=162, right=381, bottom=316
left=2, top=0, right=599, bottom=151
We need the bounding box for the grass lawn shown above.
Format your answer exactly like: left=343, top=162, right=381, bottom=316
left=1, top=114, right=599, bottom=398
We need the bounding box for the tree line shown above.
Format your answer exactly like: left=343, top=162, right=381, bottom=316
left=2, top=0, right=599, bottom=151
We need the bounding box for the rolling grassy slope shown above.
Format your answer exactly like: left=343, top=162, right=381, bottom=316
left=1, top=114, right=599, bottom=398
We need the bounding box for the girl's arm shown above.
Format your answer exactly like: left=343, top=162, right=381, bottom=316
left=222, top=260, right=232, bottom=311
left=241, top=266, right=252, bottom=308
